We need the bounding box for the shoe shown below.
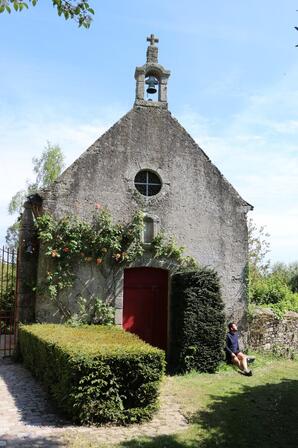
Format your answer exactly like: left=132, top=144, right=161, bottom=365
left=244, top=369, right=253, bottom=376
left=247, top=357, right=255, bottom=364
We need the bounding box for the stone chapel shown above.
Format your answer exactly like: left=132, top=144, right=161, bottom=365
left=18, top=35, right=252, bottom=351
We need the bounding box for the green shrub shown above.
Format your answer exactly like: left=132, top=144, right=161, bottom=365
left=249, top=274, right=298, bottom=316
left=250, top=276, right=291, bottom=305
left=289, top=273, right=298, bottom=293
left=0, top=287, right=15, bottom=313
left=169, top=268, right=225, bottom=373
left=18, top=324, right=165, bottom=425
left=266, top=293, right=298, bottom=318
left=65, top=297, right=115, bottom=326
left=270, top=262, right=298, bottom=293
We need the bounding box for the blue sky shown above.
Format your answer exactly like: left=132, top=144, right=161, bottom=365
left=0, top=0, right=298, bottom=263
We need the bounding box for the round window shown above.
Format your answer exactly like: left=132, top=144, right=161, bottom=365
left=134, top=170, right=162, bottom=197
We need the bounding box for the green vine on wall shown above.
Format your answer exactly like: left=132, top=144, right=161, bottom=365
left=151, top=233, right=198, bottom=271
left=35, top=208, right=198, bottom=318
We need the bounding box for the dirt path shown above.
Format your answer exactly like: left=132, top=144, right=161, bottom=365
left=0, top=359, right=187, bottom=447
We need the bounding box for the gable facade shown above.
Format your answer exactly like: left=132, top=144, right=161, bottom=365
left=18, top=35, right=252, bottom=350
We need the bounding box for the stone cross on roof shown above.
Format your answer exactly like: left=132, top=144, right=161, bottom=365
left=146, top=34, right=159, bottom=63
left=147, top=34, right=159, bottom=46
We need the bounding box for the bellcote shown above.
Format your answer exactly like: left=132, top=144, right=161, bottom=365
left=134, top=34, right=171, bottom=109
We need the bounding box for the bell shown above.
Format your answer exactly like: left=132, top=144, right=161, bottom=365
left=146, top=76, right=158, bottom=94
left=26, top=243, right=33, bottom=254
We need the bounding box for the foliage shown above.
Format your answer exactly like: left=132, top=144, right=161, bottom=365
left=6, top=142, right=64, bottom=249
left=8, top=142, right=64, bottom=216
left=66, top=296, right=115, bottom=326
left=271, top=261, right=298, bottom=293
left=169, top=268, right=225, bottom=373
left=35, top=208, right=145, bottom=318
left=37, top=207, right=144, bottom=263
left=290, top=273, right=298, bottom=293
left=18, top=324, right=165, bottom=425
left=249, top=266, right=298, bottom=318
left=263, top=295, right=298, bottom=319
left=0, top=0, right=94, bottom=27
left=0, top=249, right=17, bottom=312
left=5, top=221, right=21, bottom=249
left=35, top=208, right=200, bottom=319
left=32, top=142, right=65, bottom=189
left=0, top=285, right=15, bottom=313
left=250, top=275, right=292, bottom=305
left=247, top=219, right=298, bottom=317
left=152, top=232, right=198, bottom=272
left=248, top=218, right=270, bottom=279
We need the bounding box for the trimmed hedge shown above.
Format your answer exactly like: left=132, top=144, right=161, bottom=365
left=18, top=324, right=165, bottom=425
left=170, top=269, right=225, bottom=373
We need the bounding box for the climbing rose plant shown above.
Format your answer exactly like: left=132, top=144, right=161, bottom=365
left=36, top=208, right=198, bottom=318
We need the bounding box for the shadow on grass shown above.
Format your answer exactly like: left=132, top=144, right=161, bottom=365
left=118, top=379, right=298, bottom=448
left=118, top=436, right=193, bottom=448
left=192, top=378, right=298, bottom=448
left=1, top=435, right=67, bottom=447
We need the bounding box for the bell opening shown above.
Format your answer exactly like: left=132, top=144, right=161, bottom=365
left=145, top=75, right=159, bottom=101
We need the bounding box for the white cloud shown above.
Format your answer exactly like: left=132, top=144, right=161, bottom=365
left=0, top=105, right=127, bottom=245
left=270, top=120, right=298, bottom=134
left=176, top=72, right=298, bottom=264
left=0, top=119, right=107, bottom=203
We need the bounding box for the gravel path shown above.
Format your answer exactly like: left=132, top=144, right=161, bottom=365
left=0, top=358, right=187, bottom=447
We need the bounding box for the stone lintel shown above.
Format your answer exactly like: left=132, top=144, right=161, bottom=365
left=134, top=100, right=168, bottom=109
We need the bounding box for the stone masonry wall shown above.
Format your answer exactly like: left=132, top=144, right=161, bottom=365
left=248, top=308, right=298, bottom=358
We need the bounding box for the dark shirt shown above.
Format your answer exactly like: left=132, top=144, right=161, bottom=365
left=226, top=331, right=239, bottom=357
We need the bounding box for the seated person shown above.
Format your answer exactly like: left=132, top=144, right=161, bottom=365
left=225, top=322, right=255, bottom=376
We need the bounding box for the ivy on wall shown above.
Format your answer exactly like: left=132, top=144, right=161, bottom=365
left=35, top=208, right=198, bottom=319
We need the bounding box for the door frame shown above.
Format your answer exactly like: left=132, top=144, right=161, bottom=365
left=120, top=266, right=170, bottom=352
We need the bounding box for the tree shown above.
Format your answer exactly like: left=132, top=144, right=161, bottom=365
left=0, top=0, right=94, bottom=28
left=271, top=261, right=298, bottom=293
left=32, top=143, right=64, bottom=189
left=248, top=218, right=270, bottom=279
left=6, top=142, right=64, bottom=248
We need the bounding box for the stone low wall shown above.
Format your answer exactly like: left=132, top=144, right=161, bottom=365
left=248, top=308, right=298, bottom=358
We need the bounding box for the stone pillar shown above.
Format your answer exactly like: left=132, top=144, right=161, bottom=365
left=16, top=201, right=38, bottom=323
left=135, top=70, right=145, bottom=101
left=159, top=76, right=169, bottom=103
left=146, top=45, right=158, bottom=63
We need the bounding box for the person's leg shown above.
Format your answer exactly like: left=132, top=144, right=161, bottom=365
left=231, top=355, right=241, bottom=369
left=237, top=352, right=251, bottom=374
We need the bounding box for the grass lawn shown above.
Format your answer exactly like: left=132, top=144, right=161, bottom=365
left=68, top=354, right=298, bottom=448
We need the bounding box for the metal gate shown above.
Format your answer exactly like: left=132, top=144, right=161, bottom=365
left=0, top=246, right=18, bottom=358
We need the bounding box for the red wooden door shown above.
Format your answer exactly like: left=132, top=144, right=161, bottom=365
left=123, top=268, right=168, bottom=350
